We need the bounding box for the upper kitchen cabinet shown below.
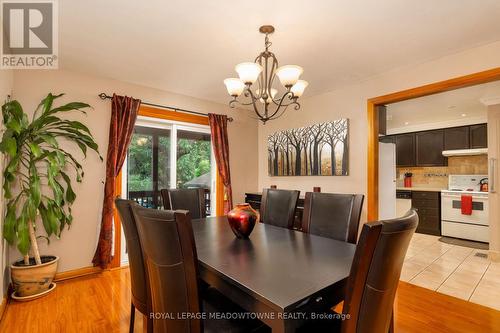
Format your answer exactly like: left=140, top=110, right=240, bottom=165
left=379, top=135, right=395, bottom=144
left=444, top=126, right=469, bottom=150
left=470, top=124, right=488, bottom=148
left=416, top=130, right=446, bottom=166
left=395, top=133, right=415, bottom=167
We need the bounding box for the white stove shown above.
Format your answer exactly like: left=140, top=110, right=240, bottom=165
left=441, top=175, right=489, bottom=243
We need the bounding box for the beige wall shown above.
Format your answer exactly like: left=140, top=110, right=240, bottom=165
left=10, top=69, right=258, bottom=272
left=0, top=70, right=13, bottom=296
left=258, top=40, right=500, bottom=222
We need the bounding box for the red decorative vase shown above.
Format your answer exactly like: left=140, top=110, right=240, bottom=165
left=227, top=203, right=258, bottom=239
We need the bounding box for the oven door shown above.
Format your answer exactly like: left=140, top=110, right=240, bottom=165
left=441, top=193, right=488, bottom=226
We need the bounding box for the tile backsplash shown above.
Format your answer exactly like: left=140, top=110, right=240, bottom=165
left=396, top=155, right=488, bottom=188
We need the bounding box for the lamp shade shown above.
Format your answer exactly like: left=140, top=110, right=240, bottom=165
left=224, top=78, right=245, bottom=97
left=290, top=80, right=308, bottom=98
left=235, top=62, right=263, bottom=84
left=275, top=65, right=303, bottom=87
left=256, top=88, right=277, bottom=104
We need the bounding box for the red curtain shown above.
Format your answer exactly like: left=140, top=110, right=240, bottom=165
left=208, top=113, right=233, bottom=213
left=93, top=94, right=141, bottom=268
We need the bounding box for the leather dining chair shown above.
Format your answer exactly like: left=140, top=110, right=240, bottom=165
left=301, top=192, right=364, bottom=244
left=299, top=209, right=418, bottom=333
left=160, top=188, right=206, bottom=219
left=260, top=188, right=300, bottom=229
left=114, top=199, right=152, bottom=333
left=130, top=205, right=267, bottom=333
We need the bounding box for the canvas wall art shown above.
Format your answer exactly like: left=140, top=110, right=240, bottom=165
left=268, top=119, right=349, bottom=176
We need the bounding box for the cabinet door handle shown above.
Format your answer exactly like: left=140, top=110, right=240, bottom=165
left=490, top=158, right=496, bottom=193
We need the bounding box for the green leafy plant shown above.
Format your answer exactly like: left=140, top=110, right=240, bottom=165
left=1, top=93, right=102, bottom=265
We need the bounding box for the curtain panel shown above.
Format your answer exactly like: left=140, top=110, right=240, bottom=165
left=208, top=113, right=233, bottom=214
left=93, top=94, right=140, bottom=268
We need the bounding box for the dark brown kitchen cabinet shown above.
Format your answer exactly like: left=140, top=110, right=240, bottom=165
left=412, top=191, right=441, bottom=236
left=470, top=124, right=488, bottom=148
left=416, top=130, right=446, bottom=166
left=379, top=135, right=395, bottom=144
left=395, top=133, right=415, bottom=167
left=444, top=126, right=469, bottom=150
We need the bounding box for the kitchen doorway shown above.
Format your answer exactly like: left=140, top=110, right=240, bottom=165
left=367, top=67, right=500, bottom=310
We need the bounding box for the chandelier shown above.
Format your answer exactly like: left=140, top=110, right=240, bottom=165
left=224, top=25, right=308, bottom=124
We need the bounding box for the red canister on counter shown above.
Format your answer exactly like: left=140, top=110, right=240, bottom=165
left=404, top=172, right=413, bottom=188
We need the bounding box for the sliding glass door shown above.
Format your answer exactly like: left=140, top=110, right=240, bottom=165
left=123, top=119, right=214, bottom=212
left=120, top=118, right=215, bottom=265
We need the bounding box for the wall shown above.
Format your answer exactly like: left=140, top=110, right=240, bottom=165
left=10, top=69, right=258, bottom=272
left=258, top=40, right=500, bottom=222
left=0, top=70, right=13, bottom=297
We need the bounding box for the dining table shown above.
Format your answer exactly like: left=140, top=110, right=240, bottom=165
left=192, top=216, right=356, bottom=333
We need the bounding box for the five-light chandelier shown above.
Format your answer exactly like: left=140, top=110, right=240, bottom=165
left=224, top=25, right=308, bottom=124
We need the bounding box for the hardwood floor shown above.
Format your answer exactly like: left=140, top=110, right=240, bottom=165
left=1, top=267, right=500, bottom=332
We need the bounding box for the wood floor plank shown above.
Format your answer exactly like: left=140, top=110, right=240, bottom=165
left=1, top=268, right=499, bottom=332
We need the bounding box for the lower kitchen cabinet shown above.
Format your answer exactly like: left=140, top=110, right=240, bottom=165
left=412, top=191, right=441, bottom=236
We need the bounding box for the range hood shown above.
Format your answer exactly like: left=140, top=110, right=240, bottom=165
left=442, top=148, right=488, bottom=157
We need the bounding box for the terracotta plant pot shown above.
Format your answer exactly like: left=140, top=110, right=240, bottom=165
left=227, top=203, right=258, bottom=239
left=11, top=255, right=59, bottom=298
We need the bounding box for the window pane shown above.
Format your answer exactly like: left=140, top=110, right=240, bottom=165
left=176, top=130, right=211, bottom=190
left=127, top=133, right=153, bottom=193
left=127, top=127, right=171, bottom=209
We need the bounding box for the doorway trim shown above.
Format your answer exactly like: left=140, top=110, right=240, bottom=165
left=367, top=67, right=500, bottom=221
left=110, top=106, right=224, bottom=268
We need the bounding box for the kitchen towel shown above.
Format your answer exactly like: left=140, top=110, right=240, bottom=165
left=461, top=195, right=473, bottom=215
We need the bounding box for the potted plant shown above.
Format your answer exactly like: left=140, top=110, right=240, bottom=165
left=0, top=93, right=101, bottom=300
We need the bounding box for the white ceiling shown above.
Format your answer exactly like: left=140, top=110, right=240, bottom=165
left=387, top=80, right=500, bottom=131
left=59, top=0, right=500, bottom=104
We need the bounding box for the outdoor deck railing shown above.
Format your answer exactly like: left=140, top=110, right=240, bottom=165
left=128, top=188, right=211, bottom=215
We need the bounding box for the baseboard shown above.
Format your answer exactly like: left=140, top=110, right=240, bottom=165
left=54, top=266, right=103, bottom=282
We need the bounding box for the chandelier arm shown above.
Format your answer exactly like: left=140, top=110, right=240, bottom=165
left=269, top=104, right=290, bottom=121
left=266, top=91, right=295, bottom=120
left=267, top=53, right=278, bottom=99
left=245, top=88, right=266, bottom=120
left=229, top=98, right=259, bottom=107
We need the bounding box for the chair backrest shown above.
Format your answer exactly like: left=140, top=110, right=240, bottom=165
left=131, top=206, right=201, bottom=333
left=160, top=188, right=206, bottom=219
left=260, top=188, right=300, bottom=229
left=341, top=209, right=418, bottom=333
left=301, top=192, right=364, bottom=244
left=114, top=199, right=148, bottom=314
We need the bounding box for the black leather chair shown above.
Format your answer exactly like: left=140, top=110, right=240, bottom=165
left=301, top=192, right=364, bottom=244
left=299, top=209, right=418, bottom=333
left=260, top=188, right=300, bottom=229
left=130, top=205, right=268, bottom=333
left=160, top=188, right=206, bottom=219
left=114, top=199, right=152, bottom=333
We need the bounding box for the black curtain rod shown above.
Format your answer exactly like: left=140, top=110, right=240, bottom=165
left=98, top=93, right=233, bottom=122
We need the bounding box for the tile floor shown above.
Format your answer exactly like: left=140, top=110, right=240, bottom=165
left=401, top=233, right=500, bottom=310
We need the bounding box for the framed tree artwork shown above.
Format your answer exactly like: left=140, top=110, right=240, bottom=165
left=268, top=119, right=349, bottom=176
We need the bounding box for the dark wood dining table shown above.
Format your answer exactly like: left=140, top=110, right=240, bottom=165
left=192, top=216, right=356, bottom=333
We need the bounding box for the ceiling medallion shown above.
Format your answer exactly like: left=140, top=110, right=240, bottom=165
left=224, top=25, right=308, bottom=124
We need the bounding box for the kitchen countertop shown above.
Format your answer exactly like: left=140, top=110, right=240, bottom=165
left=396, top=187, right=446, bottom=192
